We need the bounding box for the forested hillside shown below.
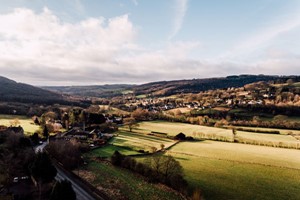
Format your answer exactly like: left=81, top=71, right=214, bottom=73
left=0, top=76, right=65, bottom=104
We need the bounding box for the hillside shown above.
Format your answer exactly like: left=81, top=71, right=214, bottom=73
left=0, top=76, right=66, bottom=104
left=42, top=75, right=300, bottom=98
left=133, top=75, right=300, bottom=96
left=43, top=84, right=134, bottom=98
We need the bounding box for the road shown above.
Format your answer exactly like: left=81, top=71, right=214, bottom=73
left=55, top=167, right=97, bottom=200
left=34, top=143, right=101, bottom=200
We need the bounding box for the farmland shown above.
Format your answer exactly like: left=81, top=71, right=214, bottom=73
left=0, top=114, right=40, bottom=135
left=86, top=144, right=140, bottom=158
left=99, top=121, right=300, bottom=200
left=136, top=121, right=300, bottom=148
left=111, top=129, right=177, bottom=152
left=164, top=141, right=300, bottom=200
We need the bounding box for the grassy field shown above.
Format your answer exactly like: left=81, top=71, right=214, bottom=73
left=112, top=129, right=177, bottom=152
left=86, top=144, right=140, bottom=158
left=0, top=114, right=40, bottom=135
left=79, top=161, right=184, bottom=200
left=136, top=121, right=299, bottom=146
left=99, top=105, right=129, bottom=115
left=82, top=131, right=183, bottom=199
left=136, top=141, right=300, bottom=200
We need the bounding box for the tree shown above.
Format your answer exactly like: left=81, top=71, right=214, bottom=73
left=111, top=151, right=125, bottom=166
left=42, top=125, right=49, bottom=139
left=286, top=78, right=294, bottom=85
left=30, top=152, right=57, bottom=183
left=150, top=146, right=157, bottom=153
left=46, top=140, right=82, bottom=170
left=174, top=132, right=186, bottom=140
left=145, top=155, right=183, bottom=182
left=231, top=127, right=238, bottom=142
left=160, top=143, right=165, bottom=150
left=50, top=180, right=76, bottom=200
left=123, top=117, right=139, bottom=132
left=30, top=152, right=57, bottom=200
left=0, top=132, right=35, bottom=188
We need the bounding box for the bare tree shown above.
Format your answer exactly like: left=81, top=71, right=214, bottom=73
left=123, top=117, right=139, bottom=132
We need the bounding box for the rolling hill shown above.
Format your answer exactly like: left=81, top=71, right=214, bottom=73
left=133, top=75, right=300, bottom=96
left=0, top=76, right=66, bottom=104
left=42, top=75, right=300, bottom=98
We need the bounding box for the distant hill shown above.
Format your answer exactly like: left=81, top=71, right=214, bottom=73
left=0, top=76, right=66, bottom=104
left=41, top=75, right=300, bottom=98
left=133, top=75, right=300, bottom=96
left=42, top=84, right=135, bottom=98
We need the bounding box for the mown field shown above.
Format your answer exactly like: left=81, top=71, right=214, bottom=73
left=87, top=144, right=140, bottom=158
left=0, top=114, right=40, bottom=135
left=111, top=129, right=177, bottom=152
left=136, top=121, right=299, bottom=147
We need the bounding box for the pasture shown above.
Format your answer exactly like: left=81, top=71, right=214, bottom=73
left=87, top=144, right=140, bottom=158
left=79, top=161, right=184, bottom=200
left=0, top=114, right=40, bottom=135
left=138, top=141, right=300, bottom=200
left=111, top=130, right=176, bottom=152
left=136, top=121, right=299, bottom=147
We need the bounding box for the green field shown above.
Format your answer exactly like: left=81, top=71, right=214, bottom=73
left=83, top=132, right=182, bottom=199
left=112, top=129, right=177, bottom=152
left=86, top=144, right=140, bottom=158
left=0, top=114, right=40, bottom=135
left=136, top=121, right=299, bottom=147
left=137, top=141, right=300, bottom=200
left=86, top=121, right=300, bottom=200
left=80, top=161, right=184, bottom=200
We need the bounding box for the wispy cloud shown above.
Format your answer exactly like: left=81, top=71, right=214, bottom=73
left=132, top=0, right=138, bottom=6
left=221, top=10, right=300, bottom=60
left=74, top=0, right=85, bottom=14
left=168, top=0, right=188, bottom=40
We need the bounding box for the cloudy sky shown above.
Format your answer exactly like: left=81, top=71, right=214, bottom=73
left=0, top=0, right=300, bottom=85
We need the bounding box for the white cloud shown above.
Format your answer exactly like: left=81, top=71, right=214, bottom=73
left=0, top=7, right=298, bottom=86
left=168, top=0, right=188, bottom=40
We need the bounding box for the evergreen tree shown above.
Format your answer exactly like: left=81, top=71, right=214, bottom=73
left=50, top=180, right=76, bottom=200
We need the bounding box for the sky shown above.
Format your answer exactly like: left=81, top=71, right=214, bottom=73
left=0, top=0, right=300, bottom=85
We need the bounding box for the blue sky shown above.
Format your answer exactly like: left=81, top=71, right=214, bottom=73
left=0, top=0, right=299, bottom=85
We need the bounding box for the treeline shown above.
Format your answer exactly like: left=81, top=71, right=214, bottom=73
left=111, top=151, right=187, bottom=193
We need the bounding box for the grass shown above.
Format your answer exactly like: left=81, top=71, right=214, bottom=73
left=167, top=107, right=192, bottom=114
left=79, top=161, right=184, bottom=200
left=137, top=141, right=300, bottom=200
left=0, top=114, right=40, bottom=135
left=82, top=132, right=183, bottom=199
left=136, top=121, right=299, bottom=146
left=136, top=94, right=147, bottom=99
left=86, top=144, right=140, bottom=158
left=293, top=82, right=300, bottom=87
left=112, top=129, right=176, bottom=152
left=99, top=105, right=129, bottom=115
